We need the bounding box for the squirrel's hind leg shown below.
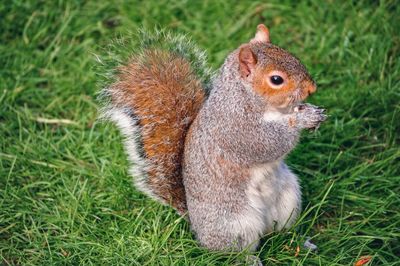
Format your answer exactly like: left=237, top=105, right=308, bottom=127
left=189, top=206, right=262, bottom=252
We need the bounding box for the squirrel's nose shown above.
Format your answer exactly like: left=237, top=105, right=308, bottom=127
left=305, top=83, right=317, bottom=95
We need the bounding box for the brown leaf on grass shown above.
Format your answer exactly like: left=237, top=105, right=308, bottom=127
left=354, top=256, right=372, bottom=266
left=294, top=246, right=300, bottom=257
left=61, top=248, right=69, bottom=257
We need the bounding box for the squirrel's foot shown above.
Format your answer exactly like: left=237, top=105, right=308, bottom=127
left=294, top=103, right=327, bottom=130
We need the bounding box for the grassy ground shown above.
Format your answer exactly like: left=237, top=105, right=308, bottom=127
left=1, top=0, right=399, bottom=265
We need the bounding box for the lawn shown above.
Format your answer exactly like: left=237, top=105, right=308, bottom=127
left=1, top=0, right=399, bottom=265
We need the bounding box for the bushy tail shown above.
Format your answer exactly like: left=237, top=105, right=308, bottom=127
left=98, top=29, right=212, bottom=214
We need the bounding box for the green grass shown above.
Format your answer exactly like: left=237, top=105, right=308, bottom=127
left=1, top=0, right=399, bottom=265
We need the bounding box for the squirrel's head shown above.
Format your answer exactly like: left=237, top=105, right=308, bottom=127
left=238, top=24, right=316, bottom=108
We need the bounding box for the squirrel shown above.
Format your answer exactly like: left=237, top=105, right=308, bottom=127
left=100, top=24, right=326, bottom=252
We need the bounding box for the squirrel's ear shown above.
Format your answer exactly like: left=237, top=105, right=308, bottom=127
left=250, top=24, right=270, bottom=44
left=239, top=45, right=257, bottom=78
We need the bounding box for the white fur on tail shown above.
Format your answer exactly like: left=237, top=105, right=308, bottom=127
left=106, top=108, right=163, bottom=202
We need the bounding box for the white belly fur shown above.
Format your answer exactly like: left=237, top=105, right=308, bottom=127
left=249, top=161, right=301, bottom=231
left=232, top=161, right=301, bottom=250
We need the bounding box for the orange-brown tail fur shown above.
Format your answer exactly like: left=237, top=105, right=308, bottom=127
left=107, top=50, right=206, bottom=214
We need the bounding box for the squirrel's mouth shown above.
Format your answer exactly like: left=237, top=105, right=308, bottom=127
left=285, top=90, right=302, bottom=107
left=272, top=89, right=308, bottom=109
left=276, top=97, right=301, bottom=110
left=289, top=88, right=310, bottom=105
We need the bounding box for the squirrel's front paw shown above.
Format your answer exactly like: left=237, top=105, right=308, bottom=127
left=294, top=103, right=327, bottom=130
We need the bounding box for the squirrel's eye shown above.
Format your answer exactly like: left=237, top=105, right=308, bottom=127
left=270, top=75, right=284, bottom=85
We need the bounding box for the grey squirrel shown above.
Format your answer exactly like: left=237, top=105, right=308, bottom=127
left=101, top=24, right=326, bottom=252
